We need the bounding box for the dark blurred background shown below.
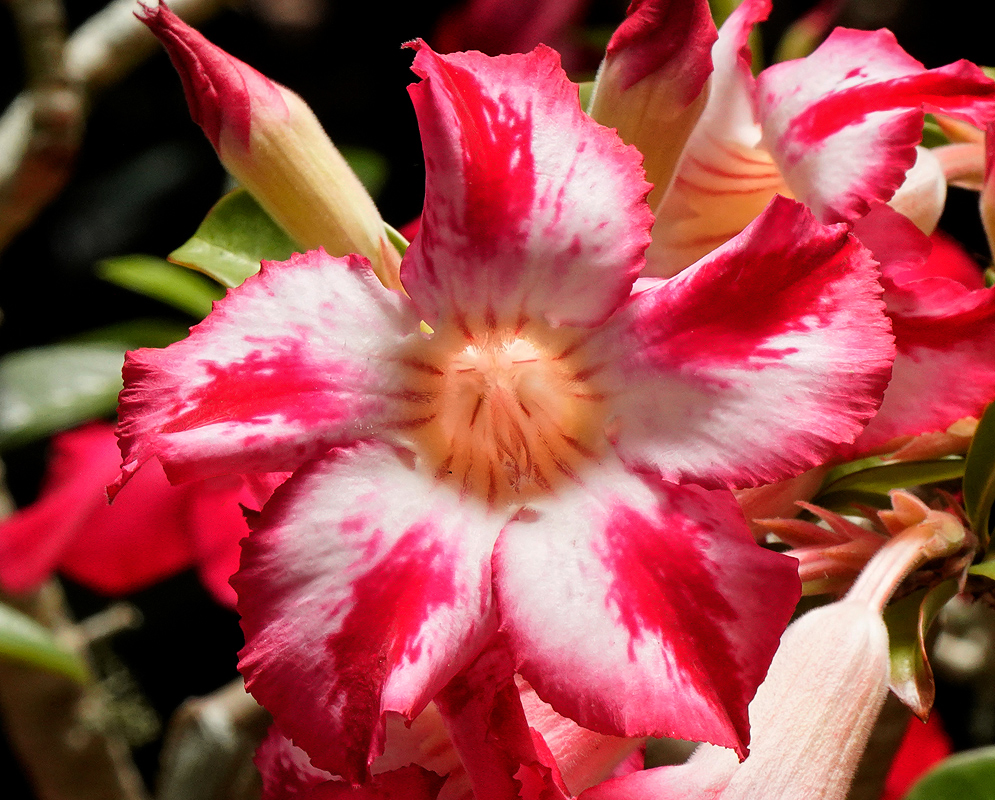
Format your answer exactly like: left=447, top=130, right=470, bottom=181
left=0, top=0, right=992, bottom=795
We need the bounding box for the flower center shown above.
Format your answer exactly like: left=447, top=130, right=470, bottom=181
left=397, top=322, right=607, bottom=506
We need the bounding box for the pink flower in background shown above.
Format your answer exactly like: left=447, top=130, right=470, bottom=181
left=0, top=421, right=250, bottom=607
left=122, top=10, right=899, bottom=784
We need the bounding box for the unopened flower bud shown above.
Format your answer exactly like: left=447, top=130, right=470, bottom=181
left=139, top=2, right=402, bottom=289
left=718, top=599, right=890, bottom=800
left=588, top=0, right=716, bottom=206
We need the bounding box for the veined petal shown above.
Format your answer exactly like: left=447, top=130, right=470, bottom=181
left=494, top=458, right=800, bottom=756
left=645, top=0, right=786, bottom=277
left=402, top=42, right=653, bottom=329
left=234, top=441, right=502, bottom=782
left=588, top=0, right=717, bottom=206
left=756, top=27, right=995, bottom=224
left=607, top=197, right=894, bottom=489
left=113, top=250, right=420, bottom=492
left=848, top=209, right=995, bottom=454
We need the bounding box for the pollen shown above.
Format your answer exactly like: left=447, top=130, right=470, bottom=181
left=395, top=321, right=608, bottom=506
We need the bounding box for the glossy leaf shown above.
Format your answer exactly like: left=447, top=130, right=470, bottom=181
left=903, top=745, right=995, bottom=800
left=168, top=188, right=301, bottom=288
left=0, top=602, right=91, bottom=683
left=97, top=254, right=224, bottom=318
left=817, top=459, right=966, bottom=509
left=0, top=344, right=127, bottom=451
left=884, top=580, right=957, bottom=720
left=963, top=401, right=995, bottom=550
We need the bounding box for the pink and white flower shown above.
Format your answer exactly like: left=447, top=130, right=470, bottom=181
left=119, top=11, right=897, bottom=785
left=589, top=0, right=995, bottom=458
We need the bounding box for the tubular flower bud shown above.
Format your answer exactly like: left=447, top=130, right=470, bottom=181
left=588, top=0, right=717, bottom=207
left=138, top=1, right=402, bottom=290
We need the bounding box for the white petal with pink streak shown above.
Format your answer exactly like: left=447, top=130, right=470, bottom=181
left=402, top=42, right=653, bottom=329
left=115, top=250, right=420, bottom=489
left=756, top=27, right=995, bottom=224
left=493, top=457, right=800, bottom=756
left=607, top=197, right=894, bottom=489
left=233, top=441, right=502, bottom=782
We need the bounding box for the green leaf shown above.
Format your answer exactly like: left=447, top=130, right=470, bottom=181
left=884, top=580, right=958, bottom=719
left=0, top=602, right=91, bottom=683
left=817, top=459, right=966, bottom=507
left=339, top=145, right=389, bottom=200
left=69, top=319, right=191, bottom=350
left=384, top=222, right=409, bottom=257
left=578, top=80, right=595, bottom=113
left=903, top=746, right=995, bottom=800
left=970, top=560, right=995, bottom=580
left=963, top=401, right=995, bottom=550
left=0, top=344, right=128, bottom=450
left=922, top=114, right=951, bottom=148
left=168, top=188, right=301, bottom=288
left=97, top=255, right=224, bottom=319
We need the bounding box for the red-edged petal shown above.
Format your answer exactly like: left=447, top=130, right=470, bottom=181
left=607, top=197, right=894, bottom=489
left=308, top=769, right=446, bottom=800
left=493, top=458, right=800, bottom=757
left=848, top=209, right=995, bottom=454
left=0, top=422, right=200, bottom=595
left=588, top=0, right=717, bottom=206
left=114, top=250, right=420, bottom=492
left=644, top=0, right=786, bottom=277
left=401, top=42, right=653, bottom=329
left=234, top=441, right=502, bottom=782
left=434, top=645, right=570, bottom=800
left=756, top=27, right=995, bottom=224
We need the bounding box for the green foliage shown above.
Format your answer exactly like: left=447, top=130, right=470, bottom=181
left=97, top=255, right=224, bottom=319
left=884, top=581, right=957, bottom=719
left=0, top=321, right=189, bottom=451
left=0, top=602, right=91, bottom=683
left=963, top=401, right=995, bottom=550
left=168, top=188, right=301, bottom=288
left=0, top=344, right=129, bottom=451
left=815, top=458, right=966, bottom=512
left=339, top=144, right=390, bottom=199
left=903, top=746, right=995, bottom=800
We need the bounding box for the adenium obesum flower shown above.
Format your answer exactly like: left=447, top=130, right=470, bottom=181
left=0, top=421, right=250, bottom=606
left=138, top=2, right=402, bottom=290
left=121, top=6, right=898, bottom=786
left=589, top=0, right=995, bottom=462
left=581, top=493, right=970, bottom=800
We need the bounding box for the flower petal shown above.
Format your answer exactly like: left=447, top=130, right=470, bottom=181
left=756, top=27, right=995, bottom=224
left=848, top=209, right=995, bottom=454
left=434, top=644, right=570, bottom=800
left=401, top=42, right=653, bottom=329
left=0, top=422, right=198, bottom=594
left=234, top=441, right=502, bottom=782
left=493, top=458, right=800, bottom=757
left=113, top=250, right=420, bottom=492
left=607, top=196, right=894, bottom=489
left=588, top=0, right=717, bottom=206
left=642, top=0, right=784, bottom=278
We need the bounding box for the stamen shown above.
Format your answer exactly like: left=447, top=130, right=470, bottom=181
left=396, top=321, right=609, bottom=506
